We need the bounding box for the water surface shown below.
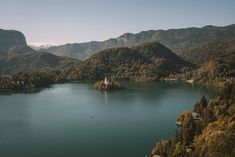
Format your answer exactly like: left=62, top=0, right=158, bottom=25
left=0, top=81, right=215, bottom=157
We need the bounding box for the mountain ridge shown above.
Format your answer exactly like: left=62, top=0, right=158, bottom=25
left=41, top=24, right=235, bottom=60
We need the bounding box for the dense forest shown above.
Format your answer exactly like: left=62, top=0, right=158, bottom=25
left=150, top=84, right=235, bottom=157
left=0, top=70, right=68, bottom=91
left=63, top=42, right=193, bottom=81
left=166, top=40, right=235, bottom=88
left=180, top=40, right=235, bottom=65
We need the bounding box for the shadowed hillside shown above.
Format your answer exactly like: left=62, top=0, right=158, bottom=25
left=0, top=29, right=78, bottom=74
left=0, top=29, right=27, bottom=54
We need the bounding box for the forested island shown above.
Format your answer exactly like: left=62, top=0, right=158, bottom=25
left=93, top=77, right=124, bottom=90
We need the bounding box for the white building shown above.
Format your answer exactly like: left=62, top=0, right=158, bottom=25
left=104, top=77, right=109, bottom=85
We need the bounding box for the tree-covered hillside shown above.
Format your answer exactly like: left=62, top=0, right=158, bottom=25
left=64, top=42, right=194, bottom=81
left=166, top=41, right=235, bottom=88
left=0, top=52, right=77, bottom=74
left=150, top=85, right=235, bottom=157
left=180, top=40, right=235, bottom=64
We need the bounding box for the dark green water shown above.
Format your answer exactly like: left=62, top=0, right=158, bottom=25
left=0, top=81, right=215, bottom=157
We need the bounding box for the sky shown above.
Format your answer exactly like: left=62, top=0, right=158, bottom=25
left=0, top=0, right=235, bottom=45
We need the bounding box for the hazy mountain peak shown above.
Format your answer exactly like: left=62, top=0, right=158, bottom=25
left=29, top=43, right=55, bottom=50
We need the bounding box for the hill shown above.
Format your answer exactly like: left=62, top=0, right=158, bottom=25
left=167, top=57, right=235, bottom=88
left=0, top=52, right=77, bottom=74
left=166, top=40, right=235, bottom=88
left=191, top=51, right=235, bottom=87
left=0, top=29, right=77, bottom=74
left=42, top=24, right=235, bottom=60
left=180, top=40, right=235, bottom=64
left=65, top=42, right=194, bottom=81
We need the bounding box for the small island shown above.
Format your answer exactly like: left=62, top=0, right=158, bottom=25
left=93, top=77, right=125, bottom=90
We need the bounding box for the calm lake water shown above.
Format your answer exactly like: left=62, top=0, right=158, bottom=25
left=0, top=81, right=216, bottom=157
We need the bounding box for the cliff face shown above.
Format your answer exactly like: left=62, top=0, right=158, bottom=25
left=0, top=29, right=27, bottom=54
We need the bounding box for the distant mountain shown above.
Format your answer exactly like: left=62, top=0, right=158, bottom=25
left=65, top=42, right=194, bottom=81
left=29, top=43, right=54, bottom=50
left=0, top=29, right=77, bottom=74
left=42, top=24, right=235, bottom=61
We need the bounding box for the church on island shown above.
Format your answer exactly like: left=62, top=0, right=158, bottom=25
left=104, top=76, right=110, bottom=85
left=92, top=76, right=124, bottom=90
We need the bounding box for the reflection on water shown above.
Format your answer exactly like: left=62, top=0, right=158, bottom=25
left=105, top=91, right=108, bottom=104
left=0, top=81, right=216, bottom=157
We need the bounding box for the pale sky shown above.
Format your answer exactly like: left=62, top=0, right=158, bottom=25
left=0, top=0, right=235, bottom=45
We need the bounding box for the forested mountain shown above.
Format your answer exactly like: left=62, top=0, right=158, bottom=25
left=1, top=27, right=234, bottom=86
left=191, top=51, right=235, bottom=87
left=42, top=24, right=235, bottom=60
left=166, top=40, right=235, bottom=88
left=180, top=40, right=235, bottom=64
left=0, top=29, right=77, bottom=74
left=64, top=42, right=194, bottom=81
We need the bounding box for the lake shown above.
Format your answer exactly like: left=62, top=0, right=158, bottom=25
left=0, top=81, right=216, bottom=157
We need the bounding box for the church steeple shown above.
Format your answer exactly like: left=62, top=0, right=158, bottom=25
left=104, top=76, right=109, bottom=85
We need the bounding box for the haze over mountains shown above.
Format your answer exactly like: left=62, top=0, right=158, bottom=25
left=41, top=24, right=235, bottom=62
left=29, top=43, right=55, bottom=50
left=0, top=29, right=76, bottom=74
